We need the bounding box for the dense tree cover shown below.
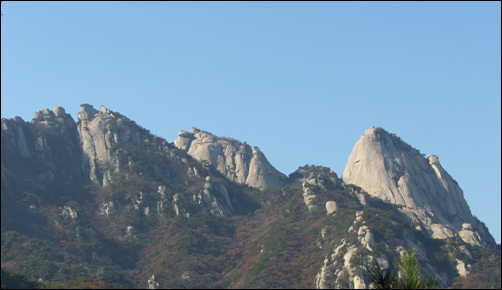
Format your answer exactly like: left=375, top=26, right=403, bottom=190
left=1, top=269, right=126, bottom=289
left=450, top=244, right=501, bottom=289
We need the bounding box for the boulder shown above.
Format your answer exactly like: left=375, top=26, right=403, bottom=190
left=325, top=201, right=338, bottom=215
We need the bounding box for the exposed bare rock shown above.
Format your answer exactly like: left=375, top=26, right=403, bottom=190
left=456, top=259, right=470, bottom=277
left=1, top=117, right=32, bottom=158
left=357, top=225, right=374, bottom=251
left=193, top=176, right=234, bottom=217
left=314, top=255, right=331, bottom=289
left=174, top=130, right=193, bottom=150
left=156, top=186, right=168, bottom=213
left=126, top=226, right=137, bottom=236
left=2, top=107, right=86, bottom=184
left=77, top=103, right=99, bottom=120
left=353, top=275, right=366, bottom=289
left=302, top=174, right=319, bottom=211
left=174, top=128, right=288, bottom=190
left=172, top=193, right=190, bottom=218
left=345, top=185, right=370, bottom=208
left=61, top=206, right=78, bottom=220
left=101, top=200, right=119, bottom=216
left=342, top=127, right=494, bottom=246
left=2, top=106, right=77, bottom=160
left=181, top=272, right=191, bottom=280
left=315, top=209, right=451, bottom=289
left=325, top=201, right=338, bottom=215
left=290, top=166, right=340, bottom=211
left=147, top=275, right=160, bottom=289
left=77, top=104, right=118, bottom=185
left=459, top=223, right=486, bottom=247
left=77, top=104, right=154, bottom=185
left=187, top=166, right=201, bottom=178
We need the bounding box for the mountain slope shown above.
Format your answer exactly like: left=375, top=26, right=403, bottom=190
left=1, top=106, right=499, bottom=289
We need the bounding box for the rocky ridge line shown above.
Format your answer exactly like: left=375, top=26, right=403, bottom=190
left=174, top=127, right=288, bottom=190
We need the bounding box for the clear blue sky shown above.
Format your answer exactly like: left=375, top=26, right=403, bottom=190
left=1, top=2, right=500, bottom=243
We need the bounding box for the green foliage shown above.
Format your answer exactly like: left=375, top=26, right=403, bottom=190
left=366, top=248, right=440, bottom=289
left=396, top=249, right=439, bottom=289
left=451, top=244, right=501, bottom=289
left=365, top=261, right=397, bottom=289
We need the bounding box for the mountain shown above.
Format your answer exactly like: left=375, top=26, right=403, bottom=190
left=1, top=105, right=500, bottom=289
left=342, top=127, right=493, bottom=247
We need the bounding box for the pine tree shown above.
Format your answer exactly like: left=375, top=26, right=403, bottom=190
left=365, top=248, right=440, bottom=289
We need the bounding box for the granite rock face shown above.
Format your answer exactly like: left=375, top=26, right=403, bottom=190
left=77, top=104, right=121, bottom=185
left=193, top=176, right=234, bottom=217
left=1, top=106, right=86, bottom=183
left=76, top=104, right=160, bottom=185
left=1, top=116, right=32, bottom=159
left=342, top=127, right=493, bottom=246
left=174, top=128, right=288, bottom=190
left=289, top=165, right=340, bottom=211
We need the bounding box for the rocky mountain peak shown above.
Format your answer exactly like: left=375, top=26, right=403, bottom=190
left=428, top=154, right=440, bottom=165
left=342, top=127, right=494, bottom=246
left=76, top=104, right=165, bottom=186
left=174, top=127, right=288, bottom=190
left=31, top=106, right=76, bottom=131
left=77, top=103, right=100, bottom=121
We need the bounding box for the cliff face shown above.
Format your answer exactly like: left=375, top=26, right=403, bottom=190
left=1, top=106, right=86, bottom=184
left=342, top=127, right=493, bottom=246
left=174, top=128, right=288, bottom=190
left=76, top=104, right=149, bottom=186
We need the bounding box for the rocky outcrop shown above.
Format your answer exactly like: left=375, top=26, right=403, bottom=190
left=77, top=104, right=120, bottom=185
left=325, top=201, right=338, bottom=215
left=31, top=106, right=76, bottom=132
left=456, top=259, right=470, bottom=277
left=315, top=208, right=452, bottom=289
left=2, top=107, right=86, bottom=183
left=61, top=206, right=78, bottom=220
left=342, top=127, right=494, bottom=246
left=193, top=176, right=234, bottom=217
left=1, top=116, right=32, bottom=158
left=101, top=200, right=119, bottom=216
left=174, top=128, right=288, bottom=190
left=147, top=275, right=160, bottom=289
left=172, top=193, right=190, bottom=218
left=2, top=106, right=78, bottom=161
left=76, top=104, right=162, bottom=186
left=315, top=210, right=374, bottom=289
left=458, top=223, right=486, bottom=247
left=290, top=165, right=340, bottom=211
left=302, top=175, right=319, bottom=211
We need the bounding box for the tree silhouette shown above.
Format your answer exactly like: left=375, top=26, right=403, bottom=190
left=365, top=248, right=440, bottom=289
